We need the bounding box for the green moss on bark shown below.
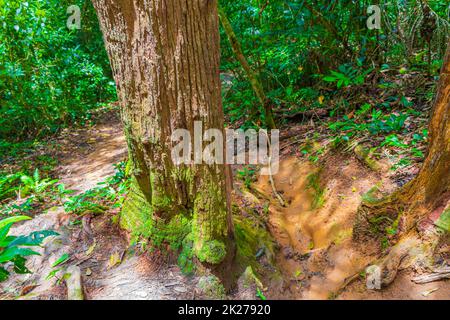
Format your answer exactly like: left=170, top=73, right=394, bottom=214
left=192, top=179, right=229, bottom=264
left=196, top=240, right=226, bottom=264
left=120, top=176, right=153, bottom=232
left=234, top=217, right=275, bottom=269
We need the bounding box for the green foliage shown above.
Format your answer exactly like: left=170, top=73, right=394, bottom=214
left=20, top=169, right=58, bottom=199
left=236, top=166, right=256, bottom=189
left=256, top=288, right=267, bottom=300
left=0, top=172, right=22, bottom=201
left=329, top=110, right=410, bottom=143
left=220, top=0, right=448, bottom=128
left=0, top=215, right=58, bottom=281
left=0, top=167, right=62, bottom=216
left=46, top=253, right=70, bottom=280
left=323, top=64, right=372, bottom=88
left=0, top=0, right=115, bottom=141
left=63, top=161, right=130, bottom=215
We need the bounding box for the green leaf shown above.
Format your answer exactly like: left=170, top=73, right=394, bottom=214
left=0, top=247, right=40, bottom=263
left=20, top=175, right=34, bottom=187
left=51, top=253, right=69, bottom=268
left=0, top=235, right=16, bottom=247
left=12, top=255, right=31, bottom=274
left=323, top=76, right=336, bottom=82
left=0, top=267, right=9, bottom=282
left=0, top=223, right=12, bottom=242
left=8, top=230, right=59, bottom=247
left=46, top=267, right=62, bottom=280
left=0, top=216, right=31, bottom=229
left=33, top=169, right=40, bottom=183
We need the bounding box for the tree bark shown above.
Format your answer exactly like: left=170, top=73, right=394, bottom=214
left=355, top=42, right=450, bottom=239
left=92, top=0, right=234, bottom=266
left=218, top=5, right=276, bottom=129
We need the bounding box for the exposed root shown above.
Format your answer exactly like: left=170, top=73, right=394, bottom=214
left=65, top=265, right=84, bottom=300
left=365, top=228, right=444, bottom=289
left=262, top=130, right=286, bottom=207
left=268, top=167, right=286, bottom=207
left=412, top=266, right=450, bottom=284
left=353, top=199, right=404, bottom=242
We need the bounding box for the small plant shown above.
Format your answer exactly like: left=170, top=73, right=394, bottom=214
left=256, top=288, right=267, bottom=300
left=306, top=171, right=326, bottom=209
left=0, top=216, right=58, bottom=282
left=236, top=166, right=256, bottom=189
left=323, top=64, right=372, bottom=88
left=0, top=172, right=22, bottom=201
left=54, top=183, right=75, bottom=203
left=63, top=161, right=130, bottom=215
left=46, top=253, right=70, bottom=281
left=20, top=169, right=58, bottom=200
left=63, top=188, right=109, bottom=215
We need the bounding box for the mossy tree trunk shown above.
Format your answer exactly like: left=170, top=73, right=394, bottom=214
left=92, top=0, right=234, bottom=266
left=218, top=5, right=276, bottom=129
left=355, top=42, right=450, bottom=239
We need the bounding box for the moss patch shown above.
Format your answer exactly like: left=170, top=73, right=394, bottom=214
left=306, top=170, right=326, bottom=209
left=234, top=217, right=275, bottom=270
left=120, top=176, right=153, bottom=232
left=436, top=208, right=450, bottom=232
left=196, top=240, right=227, bottom=264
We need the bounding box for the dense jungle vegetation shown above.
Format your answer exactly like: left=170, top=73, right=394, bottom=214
left=0, top=0, right=449, bottom=301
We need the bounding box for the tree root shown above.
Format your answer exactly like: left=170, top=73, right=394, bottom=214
left=412, top=266, right=450, bottom=284
left=365, top=228, right=443, bottom=289
left=65, top=265, right=84, bottom=300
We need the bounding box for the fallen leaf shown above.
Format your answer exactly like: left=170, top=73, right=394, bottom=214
left=85, top=268, right=92, bottom=276
left=318, top=95, right=325, bottom=104
left=85, top=240, right=97, bottom=256
left=352, top=187, right=357, bottom=193
left=421, top=287, right=439, bottom=297
left=21, top=285, right=38, bottom=296
left=108, top=252, right=122, bottom=269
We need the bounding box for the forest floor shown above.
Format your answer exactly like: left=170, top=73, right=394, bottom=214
left=0, top=110, right=448, bottom=300
left=253, top=153, right=449, bottom=299
left=0, top=112, right=205, bottom=300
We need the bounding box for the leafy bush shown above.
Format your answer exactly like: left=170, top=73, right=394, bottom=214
left=0, top=215, right=58, bottom=281
left=0, top=172, right=22, bottom=201
left=0, top=0, right=115, bottom=140
left=323, top=64, right=372, bottom=88
left=20, top=169, right=58, bottom=200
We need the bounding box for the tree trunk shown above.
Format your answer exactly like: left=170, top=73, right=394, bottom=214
left=92, top=0, right=234, bottom=266
left=218, top=5, right=276, bottom=129
left=355, top=42, right=450, bottom=239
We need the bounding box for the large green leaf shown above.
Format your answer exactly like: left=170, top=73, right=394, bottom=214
left=12, top=256, right=31, bottom=274
left=0, top=223, right=12, bottom=242
left=0, top=267, right=9, bottom=282
left=0, top=247, right=39, bottom=263
left=8, top=230, right=59, bottom=247
left=0, top=235, right=16, bottom=247
left=0, top=216, right=31, bottom=229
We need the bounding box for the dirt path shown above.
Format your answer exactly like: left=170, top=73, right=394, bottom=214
left=1, top=113, right=448, bottom=300
left=256, top=155, right=449, bottom=300
left=56, top=115, right=128, bottom=193
left=1, top=114, right=202, bottom=300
